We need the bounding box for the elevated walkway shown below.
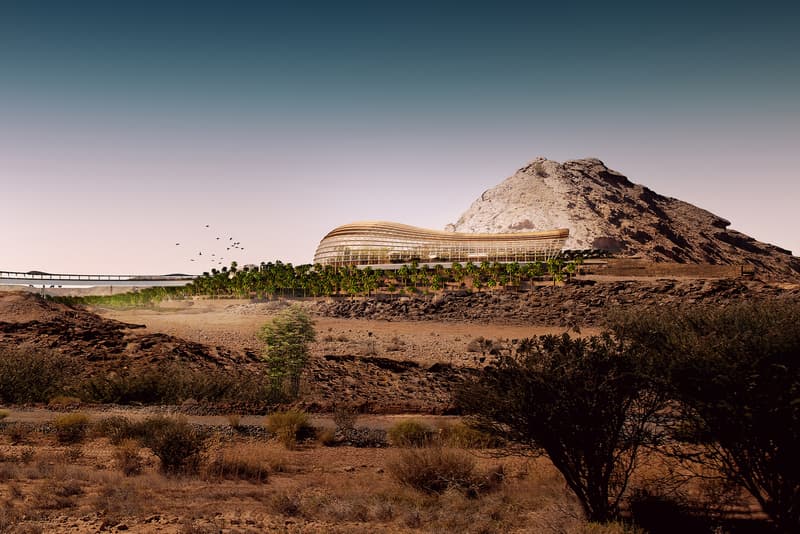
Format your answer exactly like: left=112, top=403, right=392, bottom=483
left=0, top=270, right=194, bottom=282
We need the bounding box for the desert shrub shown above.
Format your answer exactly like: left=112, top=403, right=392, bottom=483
left=318, top=427, right=337, bottom=446
left=94, top=415, right=135, bottom=444
left=389, top=447, right=489, bottom=495
left=333, top=403, right=358, bottom=433
left=266, top=409, right=314, bottom=449
left=92, top=478, right=148, bottom=521
left=34, top=477, right=84, bottom=509
left=457, top=333, right=665, bottom=522
left=388, top=419, right=435, bottom=447
left=611, top=301, right=800, bottom=531
left=0, top=346, right=78, bottom=404
left=270, top=491, right=303, bottom=517
left=227, top=414, right=242, bottom=431
left=47, top=395, right=81, bottom=410
left=53, top=412, right=90, bottom=444
left=79, top=365, right=269, bottom=407
left=466, top=337, right=504, bottom=355
left=4, top=422, right=31, bottom=445
left=63, top=446, right=83, bottom=463
left=114, top=439, right=144, bottom=476
left=203, top=445, right=269, bottom=483
left=438, top=422, right=497, bottom=449
left=136, top=416, right=207, bottom=474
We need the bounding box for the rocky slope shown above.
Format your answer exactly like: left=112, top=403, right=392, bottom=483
left=0, top=292, right=468, bottom=413
left=446, top=157, right=800, bottom=278
left=315, top=279, right=800, bottom=327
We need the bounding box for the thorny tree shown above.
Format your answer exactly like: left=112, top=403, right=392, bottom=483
left=458, top=333, right=665, bottom=522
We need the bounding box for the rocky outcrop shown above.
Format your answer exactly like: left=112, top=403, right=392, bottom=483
left=315, top=280, right=800, bottom=327
left=0, top=292, right=469, bottom=414
left=446, top=157, right=800, bottom=278
left=0, top=296, right=259, bottom=374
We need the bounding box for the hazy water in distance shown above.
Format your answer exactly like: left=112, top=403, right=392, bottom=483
left=0, top=278, right=192, bottom=288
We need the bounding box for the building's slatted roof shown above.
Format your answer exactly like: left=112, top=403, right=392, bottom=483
left=321, top=221, right=569, bottom=243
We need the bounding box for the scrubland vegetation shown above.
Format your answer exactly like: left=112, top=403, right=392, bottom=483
left=456, top=300, right=800, bottom=531
left=1, top=294, right=798, bottom=531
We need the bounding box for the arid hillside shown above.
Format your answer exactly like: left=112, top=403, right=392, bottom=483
left=447, top=157, right=800, bottom=278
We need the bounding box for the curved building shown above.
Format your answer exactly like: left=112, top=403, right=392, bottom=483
left=313, top=221, right=569, bottom=267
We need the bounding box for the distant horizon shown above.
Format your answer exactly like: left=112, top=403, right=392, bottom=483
left=2, top=1, right=797, bottom=273
left=2, top=153, right=799, bottom=275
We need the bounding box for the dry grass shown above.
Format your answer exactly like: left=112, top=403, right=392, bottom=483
left=387, top=419, right=435, bottom=447
left=226, top=414, right=242, bottom=431
left=114, top=439, right=145, bottom=476
left=203, top=442, right=271, bottom=483
left=32, top=475, right=85, bottom=510
left=437, top=421, right=497, bottom=448
left=388, top=446, right=502, bottom=496
left=4, top=422, right=32, bottom=445
left=53, top=412, right=90, bottom=444
left=266, top=409, right=315, bottom=449
left=0, top=416, right=766, bottom=532
left=317, top=427, right=337, bottom=446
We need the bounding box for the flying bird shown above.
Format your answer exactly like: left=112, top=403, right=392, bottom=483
left=204, top=224, right=209, bottom=228
left=175, top=243, right=180, bottom=246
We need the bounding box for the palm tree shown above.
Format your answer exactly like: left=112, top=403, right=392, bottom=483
left=547, top=257, right=565, bottom=286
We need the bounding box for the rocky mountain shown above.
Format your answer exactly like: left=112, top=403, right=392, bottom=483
left=446, top=157, right=800, bottom=278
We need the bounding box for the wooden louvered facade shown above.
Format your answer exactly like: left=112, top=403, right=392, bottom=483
left=314, top=221, right=569, bottom=267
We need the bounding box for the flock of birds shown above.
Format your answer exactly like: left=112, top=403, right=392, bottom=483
left=174, top=224, right=247, bottom=270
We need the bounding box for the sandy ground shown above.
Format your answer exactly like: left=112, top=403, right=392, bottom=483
left=97, top=298, right=600, bottom=367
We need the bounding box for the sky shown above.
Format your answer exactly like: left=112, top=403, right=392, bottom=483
left=1, top=0, right=798, bottom=274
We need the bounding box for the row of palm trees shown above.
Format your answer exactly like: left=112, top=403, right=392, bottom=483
left=63, top=258, right=582, bottom=307
left=188, top=257, right=582, bottom=298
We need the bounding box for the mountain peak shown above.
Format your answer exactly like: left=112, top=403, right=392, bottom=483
left=447, top=158, right=799, bottom=278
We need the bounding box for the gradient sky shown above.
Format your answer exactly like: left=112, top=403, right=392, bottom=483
left=1, top=1, right=798, bottom=274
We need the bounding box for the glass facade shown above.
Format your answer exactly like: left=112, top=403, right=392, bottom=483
left=313, top=222, right=569, bottom=266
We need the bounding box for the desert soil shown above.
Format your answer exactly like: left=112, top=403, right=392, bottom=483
left=98, top=298, right=594, bottom=365
left=1, top=295, right=608, bottom=533
left=1, top=291, right=778, bottom=532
